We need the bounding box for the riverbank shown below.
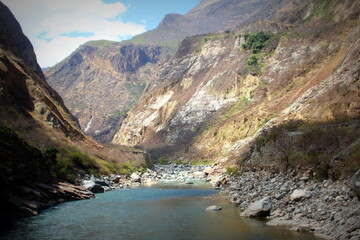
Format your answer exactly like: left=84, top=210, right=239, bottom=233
left=214, top=169, right=360, bottom=240
left=83, top=164, right=360, bottom=240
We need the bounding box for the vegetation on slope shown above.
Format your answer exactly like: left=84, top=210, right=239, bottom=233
left=241, top=31, right=276, bottom=75
left=229, top=119, right=360, bottom=180
left=0, top=111, right=146, bottom=184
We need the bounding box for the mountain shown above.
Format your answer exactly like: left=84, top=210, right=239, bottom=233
left=112, top=0, right=360, bottom=179
left=0, top=2, right=86, bottom=140
left=45, top=0, right=303, bottom=142
left=0, top=2, right=145, bottom=219
left=130, top=0, right=303, bottom=47
left=45, top=42, right=173, bottom=142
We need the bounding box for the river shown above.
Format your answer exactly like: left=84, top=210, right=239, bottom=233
left=0, top=183, right=321, bottom=240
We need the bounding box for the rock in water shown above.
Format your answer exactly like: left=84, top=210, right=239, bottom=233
left=206, top=205, right=222, bottom=211
left=90, top=184, right=105, bottom=193
left=290, top=189, right=312, bottom=201
left=240, top=197, right=272, bottom=218
left=350, top=170, right=360, bottom=197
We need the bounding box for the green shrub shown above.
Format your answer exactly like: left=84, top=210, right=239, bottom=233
left=43, top=147, right=59, bottom=164
left=190, top=160, right=211, bottom=165
left=158, top=158, right=169, bottom=165
left=226, top=166, right=241, bottom=176
left=246, top=55, right=258, bottom=66
left=118, top=162, right=136, bottom=175
left=242, top=31, right=273, bottom=53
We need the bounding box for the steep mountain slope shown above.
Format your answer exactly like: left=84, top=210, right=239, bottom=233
left=45, top=0, right=303, bottom=142
left=113, top=0, right=360, bottom=178
left=45, top=42, right=173, bottom=142
left=130, top=0, right=303, bottom=47
left=0, top=2, right=85, bottom=140
left=0, top=2, right=145, bottom=219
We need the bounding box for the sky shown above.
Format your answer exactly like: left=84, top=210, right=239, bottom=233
left=3, top=0, right=201, bottom=68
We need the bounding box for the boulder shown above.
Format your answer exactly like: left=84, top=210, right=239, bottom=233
left=230, top=194, right=242, bottom=206
left=350, top=170, right=360, bottom=197
left=206, top=205, right=222, bottom=211
left=193, top=171, right=206, bottom=178
left=95, top=180, right=110, bottom=187
left=203, top=167, right=215, bottom=175
left=90, top=184, right=105, bottom=193
left=240, top=197, right=272, bottom=218
left=290, top=189, right=312, bottom=201
left=82, top=180, right=95, bottom=190
left=109, top=175, right=121, bottom=183
left=130, top=172, right=141, bottom=183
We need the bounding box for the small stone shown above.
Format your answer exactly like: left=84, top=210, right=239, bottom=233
left=300, top=176, right=310, bottom=182
left=206, top=205, right=222, bottom=211
left=290, top=189, right=312, bottom=201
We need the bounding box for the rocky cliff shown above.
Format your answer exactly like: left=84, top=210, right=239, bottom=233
left=0, top=2, right=86, bottom=139
left=45, top=42, right=173, bottom=142
left=113, top=0, right=360, bottom=178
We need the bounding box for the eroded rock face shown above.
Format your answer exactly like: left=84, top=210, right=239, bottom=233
left=3, top=182, right=94, bottom=218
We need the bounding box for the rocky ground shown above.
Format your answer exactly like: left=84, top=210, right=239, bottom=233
left=219, top=169, right=360, bottom=240
left=2, top=182, right=95, bottom=220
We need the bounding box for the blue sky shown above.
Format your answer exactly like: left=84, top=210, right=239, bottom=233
left=3, top=0, right=201, bottom=68
left=105, top=0, right=200, bottom=30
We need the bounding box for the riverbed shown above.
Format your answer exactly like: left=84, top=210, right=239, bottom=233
left=0, top=183, right=321, bottom=240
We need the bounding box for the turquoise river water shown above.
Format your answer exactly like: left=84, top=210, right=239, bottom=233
left=0, top=183, right=321, bottom=240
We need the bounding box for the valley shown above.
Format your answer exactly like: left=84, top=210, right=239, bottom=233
left=0, top=0, right=359, bottom=239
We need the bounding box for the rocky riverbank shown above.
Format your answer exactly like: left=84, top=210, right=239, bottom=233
left=217, top=169, right=360, bottom=240
left=2, top=182, right=94, bottom=221
left=79, top=164, right=359, bottom=239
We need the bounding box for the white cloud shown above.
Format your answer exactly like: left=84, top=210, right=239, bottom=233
left=3, top=0, right=146, bottom=67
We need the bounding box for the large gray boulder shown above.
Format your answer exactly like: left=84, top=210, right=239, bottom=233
left=350, top=170, right=360, bottom=197
left=240, top=197, right=272, bottom=218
